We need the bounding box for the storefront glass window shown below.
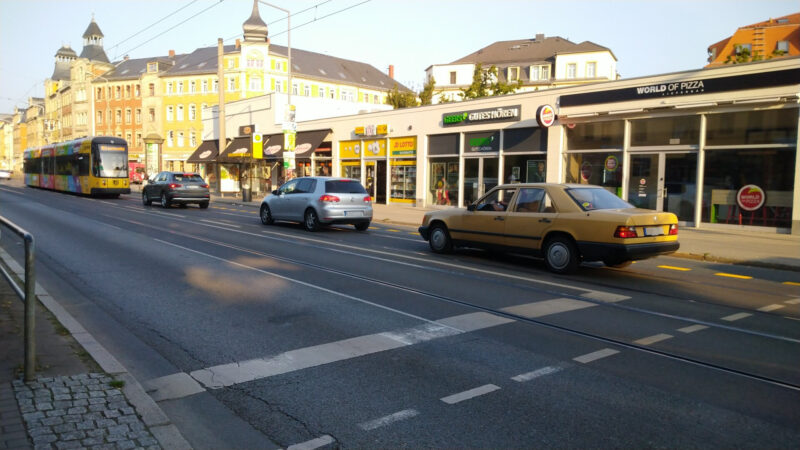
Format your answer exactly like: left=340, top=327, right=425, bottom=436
left=703, top=147, right=795, bottom=228
left=564, top=152, right=623, bottom=194
left=566, top=120, right=624, bottom=150
left=504, top=154, right=546, bottom=184
left=706, top=109, right=798, bottom=146
left=630, top=116, right=700, bottom=146
left=430, top=158, right=459, bottom=206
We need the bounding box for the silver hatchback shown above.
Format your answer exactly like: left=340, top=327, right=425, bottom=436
left=260, top=177, right=373, bottom=231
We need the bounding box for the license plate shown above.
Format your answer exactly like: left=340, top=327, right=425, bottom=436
left=187, top=185, right=200, bottom=189
left=644, top=226, right=664, bottom=236
left=344, top=211, right=363, bottom=217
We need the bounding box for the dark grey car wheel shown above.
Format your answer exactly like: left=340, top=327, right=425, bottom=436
left=429, top=224, right=453, bottom=253
left=161, top=192, right=170, bottom=208
left=142, top=191, right=151, bottom=206
left=260, top=204, right=274, bottom=225
left=303, top=208, right=320, bottom=232
left=543, top=236, right=579, bottom=274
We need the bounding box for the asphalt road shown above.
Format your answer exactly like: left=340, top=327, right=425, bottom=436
left=1, top=183, right=799, bottom=449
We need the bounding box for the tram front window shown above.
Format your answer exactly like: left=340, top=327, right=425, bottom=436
left=95, top=146, right=128, bottom=178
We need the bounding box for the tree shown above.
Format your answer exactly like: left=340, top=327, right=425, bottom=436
left=386, top=84, right=418, bottom=109
left=724, top=45, right=787, bottom=65
left=460, top=63, right=522, bottom=100
left=419, top=76, right=435, bottom=106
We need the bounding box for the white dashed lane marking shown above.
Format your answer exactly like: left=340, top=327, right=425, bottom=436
left=634, top=333, right=673, bottom=346
left=677, top=324, right=709, bottom=334
left=441, top=384, right=501, bottom=405
left=721, top=312, right=752, bottom=322
left=512, top=365, right=564, bottom=382
left=287, top=435, right=335, bottom=450
left=573, top=348, right=619, bottom=364
left=358, top=409, right=419, bottom=431
left=758, top=304, right=785, bottom=312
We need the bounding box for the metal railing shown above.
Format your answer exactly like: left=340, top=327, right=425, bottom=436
left=0, top=215, right=36, bottom=381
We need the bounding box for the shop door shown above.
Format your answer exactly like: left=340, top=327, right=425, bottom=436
left=628, top=153, right=697, bottom=222
left=462, top=157, right=498, bottom=206
left=365, top=160, right=386, bottom=203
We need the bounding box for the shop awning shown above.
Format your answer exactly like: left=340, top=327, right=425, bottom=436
left=294, top=129, right=332, bottom=157
left=186, top=140, right=225, bottom=163
left=261, top=134, right=284, bottom=159
left=218, top=136, right=257, bottom=163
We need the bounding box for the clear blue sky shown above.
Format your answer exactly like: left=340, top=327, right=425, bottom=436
left=1, top=0, right=797, bottom=113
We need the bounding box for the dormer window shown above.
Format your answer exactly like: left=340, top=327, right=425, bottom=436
left=147, top=62, right=157, bottom=73
left=776, top=41, right=789, bottom=53
left=735, top=43, right=752, bottom=55
left=507, top=67, right=520, bottom=81
left=530, top=65, right=550, bottom=81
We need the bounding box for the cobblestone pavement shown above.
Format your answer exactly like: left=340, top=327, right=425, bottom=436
left=12, top=374, right=160, bottom=450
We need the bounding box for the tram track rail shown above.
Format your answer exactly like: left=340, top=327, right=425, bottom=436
left=102, top=209, right=800, bottom=393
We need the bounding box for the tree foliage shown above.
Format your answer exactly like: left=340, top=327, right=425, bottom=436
left=386, top=84, right=419, bottom=109
left=419, top=76, right=435, bottom=106
left=460, top=63, right=522, bottom=100
left=724, top=45, right=787, bottom=65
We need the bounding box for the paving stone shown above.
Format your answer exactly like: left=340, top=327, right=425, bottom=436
left=51, top=422, right=76, bottom=434
left=23, top=411, right=45, bottom=421
left=88, top=397, right=106, bottom=405
left=31, top=433, right=57, bottom=444
left=45, top=409, right=66, bottom=417
left=59, top=430, right=86, bottom=441
left=40, top=416, right=65, bottom=426
left=63, top=414, right=83, bottom=423
left=116, top=440, right=136, bottom=450
left=103, top=409, right=120, bottom=419
left=27, top=426, right=52, bottom=437
left=76, top=420, right=96, bottom=431
left=66, top=406, right=86, bottom=415
left=86, top=428, right=106, bottom=439
left=55, top=440, right=83, bottom=449
left=52, top=400, right=72, bottom=409
left=81, top=436, right=105, bottom=446
left=95, top=418, right=116, bottom=429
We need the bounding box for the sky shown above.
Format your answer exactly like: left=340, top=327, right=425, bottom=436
left=1, top=0, right=798, bottom=114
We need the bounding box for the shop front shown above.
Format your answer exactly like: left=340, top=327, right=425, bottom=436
left=428, top=133, right=459, bottom=206
left=559, top=62, right=800, bottom=232
left=293, top=129, right=332, bottom=178
left=186, top=139, right=224, bottom=189
left=389, top=136, right=417, bottom=204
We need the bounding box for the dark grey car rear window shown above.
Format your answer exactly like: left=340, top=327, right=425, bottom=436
left=172, top=174, right=204, bottom=182
left=325, top=180, right=366, bottom=194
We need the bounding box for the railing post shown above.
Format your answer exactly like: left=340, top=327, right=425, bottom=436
left=24, top=234, right=36, bottom=382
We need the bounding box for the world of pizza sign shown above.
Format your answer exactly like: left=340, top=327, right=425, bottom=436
left=737, top=185, right=766, bottom=211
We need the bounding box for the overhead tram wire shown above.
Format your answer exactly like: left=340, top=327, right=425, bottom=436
left=107, top=0, right=203, bottom=60
left=135, top=0, right=372, bottom=79
left=116, top=0, right=229, bottom=58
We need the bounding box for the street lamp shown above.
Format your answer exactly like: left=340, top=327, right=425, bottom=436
left=257, top=1, right=295, bottom=179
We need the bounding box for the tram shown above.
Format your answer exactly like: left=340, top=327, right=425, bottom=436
left=23, top=136, right=131, bottom=196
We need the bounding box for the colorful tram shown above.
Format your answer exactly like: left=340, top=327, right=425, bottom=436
left=24, top=136, right=131, bottom=196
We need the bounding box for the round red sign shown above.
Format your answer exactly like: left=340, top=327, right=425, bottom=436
left=736, top=184, right=766, bottom=211
left=536, top=105, right=555, bottom=128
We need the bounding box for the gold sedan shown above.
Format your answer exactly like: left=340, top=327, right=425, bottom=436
left=418, top=183, right=679, bottom=274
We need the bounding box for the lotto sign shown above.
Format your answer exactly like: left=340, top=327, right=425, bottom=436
left=536, top=104, right=556, bottom=128
left=737, top=184, right=765, bottom=211
left=604, top=155, right=619, bottom=172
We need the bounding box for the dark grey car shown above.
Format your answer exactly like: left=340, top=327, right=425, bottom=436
left=142, top=171, right=210, bottom=208
left=260, top=177, right=372, bottom=231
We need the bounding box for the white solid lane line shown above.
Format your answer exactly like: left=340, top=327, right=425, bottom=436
left=441, top=384, right=501, bottom=405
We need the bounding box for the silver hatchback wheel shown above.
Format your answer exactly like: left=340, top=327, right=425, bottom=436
left=303, top=208, right=320, bottom=232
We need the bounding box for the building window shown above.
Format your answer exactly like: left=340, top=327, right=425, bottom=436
left=190, top=81, right=196, bottom=93
left=292, top=83, right=298, bottom=95
left=115, top=109, right=122, bottom=124
left=189, top=104, right=196, bottom=121
left=177, top=105, right=184, bottom=121
left=450, top=71, right=456, bottom=84
left=507, top=67, right=520, bottom=81
left=776, top=40, right=789, bottom=53
left=250, top=77, right=261, bottom=91
left=213, top=80, right=218, bottom=92
left=318, top=86, right=324, bottom=98
left=228, top=78, right=235, bottom=92
left=167, top=130, right=174, bottom=147
left=135, top=108, right=141, bottom=123
left=190, top=132, right=197, bottom=147
left=96, top=110, right=102, bottom=125
left=166, top=106, right=173, bottom=121
left=567, top=63, right=577, bottom=79
left=540, top=65, right=549, bottom=80
left=147, top=62, right=157, bottom=73
left=96, top=87, right=103, bottom=99
left=374, top=94, right=379, bottom=104
left=586, top=62, right=596, bottom=78
left=166, top=83, right=173, bottom=95
left=275, top=80, right=282, bottom=92
left=149, top=83, right=155, bottom=96
left=135, top=85, right=141, bottom=97
left=177, top=132, right=184, bottom=147
left=177, top=82, right=183, bottom=94
left=202, top=80, right=208, bottom=93
left=125, top=85, right=131, bottom=98
left=303, top=84, right=310, bottom=96
left=148, top=108, right=155, bottom=122
left=329, top=88, right=335, bottom=99
left=135, top=133, right=142, bottom=147
left=126, top=132, right=132, bottom=144
left=736, top=43, right=752, bottom=55
left=125, top=108, right=131, bottom=124
left=115, top=86, right=121, bottom=99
